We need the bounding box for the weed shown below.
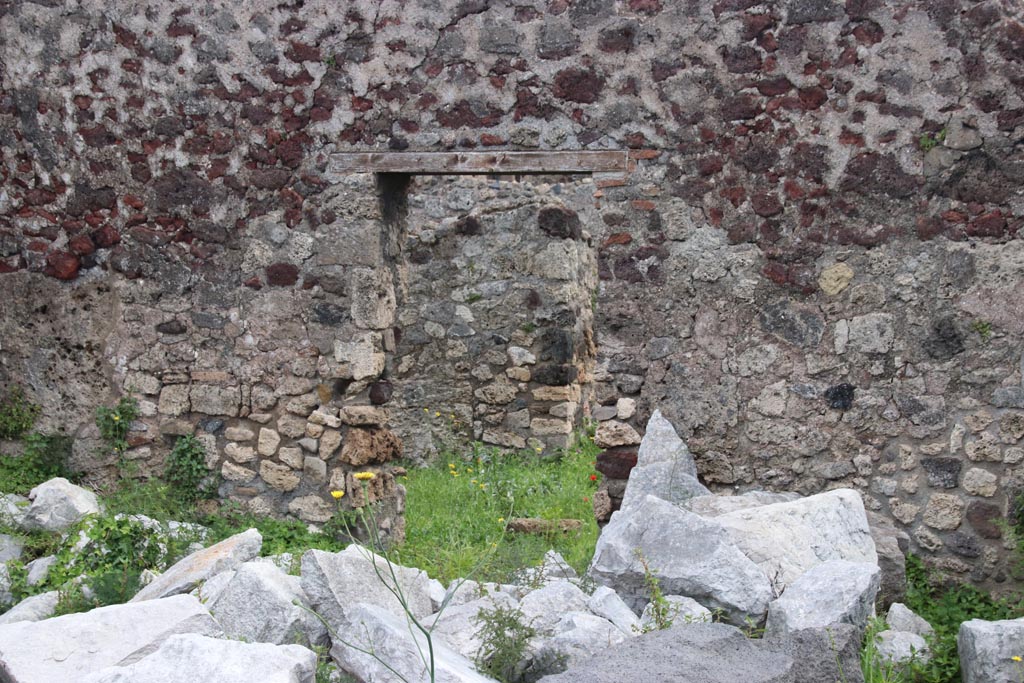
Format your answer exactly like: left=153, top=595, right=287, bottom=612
left=396, top=435, right=600, bottom=584
left=859, top=616, right=910, bottom=683
left=919, top=129, right=946, bottom=152
left=201, top=502, right=348, bottom=556
left=632, top=549, right=674, bottom=634
left=0, top=386, right=40, bottom=440
left=903, top=554, right=1024, bottom=683
left=971, top=320, right=993, bottom=342
left=474, top=605, right=536, bottom=683
left=466, top=292, right=483, bottom=304
left=96, top=396, right=140, bottom=470
left=164, top=434, right=216, bottom=505
left=520, top=322, right=537, bottom=334
left=0, top=432, right=75, bottom=495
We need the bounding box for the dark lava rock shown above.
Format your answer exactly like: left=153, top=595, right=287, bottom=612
left=155, top=319, right=187, bottom=335
left=922, top=457, right=961, bottom=489
left=369, top=381, right=394, bottom=405
left=923, top=316, right=964, bottom=360
left=538, top=207, right=583, bottom=240
left=824, top=383, right=856, bottom=410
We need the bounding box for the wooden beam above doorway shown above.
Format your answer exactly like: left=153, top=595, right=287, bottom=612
left=327, top=150, right=629, bottom=175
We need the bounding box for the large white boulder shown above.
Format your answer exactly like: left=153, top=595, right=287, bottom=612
left=886, top=603, right=933, bottom=637
left=619, top=412, right=709, bottom=511
left=874, top=630, right=930, bottom=666
left=958, top=617, right=1024, bottom=683
left=80, top=634, right=317, bottom=683
left=765, top=560, right=880, bottom=639
left=590, top=495, right=772, bottom=624
left=0, top=594, right=221, bottom=682
left=132, top=528, right=262, bottom=601
left=637, top=410, right=698, bottom=475
left=331, top=602, right=498, bottom=683
left=301, top=545, right=435, bottom=630
left=531, top=611, right=627, bottom=676
left=587, top=586, right=641, bottom=636
left=519, top=580, right=590, bottom=636
left=206, top=561, right=326, bottom=647
left=619, top=461, right=710, bottom=511
left=715, top=488, right=877, bottom=589
left=0, top=590, right=58, bottom=625
left=19, top=477, right=101, bottom=532
left=423, top=591, right=520, bottom=661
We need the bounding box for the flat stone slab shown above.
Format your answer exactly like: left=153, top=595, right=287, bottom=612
left=80, top=634, right=317, bottom=683
left=131, top=528, right=262, bottom=602
left=537, top=622, right=793, bottom=683
left=0, top=594, right=221, bottom=682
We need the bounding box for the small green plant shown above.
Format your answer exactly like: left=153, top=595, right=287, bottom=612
left=474, top=605, right=537, bottom=683
left=859, top=616, right=910, bottom=683
left=919, top=128, right=946, bottom=152
left=903, top=554, right=1024, bottom=683
left=466, top=293, right=483, bottom=304
left=971, top=320, right=993, bottom=342
left=632, top=549, right=674, bottom=634
left=0, top=432, right=75, bottom=494
left=0, top=385, right=40, bottom=440
left=96, top=395, right=140, bottom=469
left=164, top=435, right=216, bottom=505
left=520, top=322, right=537, bottom=334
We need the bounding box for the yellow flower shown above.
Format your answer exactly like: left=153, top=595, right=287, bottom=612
left=330, top=490, right=344, bottom=499
left=435, top=411, right=441, bottom=417
left=113, top=415, right=120, bottom=421
left=467, top=467, right=473, bottom=473
left=534, top=447, right=542, bottom=453
left=448, top=463, right=455, bottom=468
left=498, top=517, right=505, bottom=524
left=353, top=472, right=376, bottom=481
left=423, top=408, right=428, bottom=412
left=1014, top=656, right=1023, bottom=662
left=479, top=484, right=486, bottom=490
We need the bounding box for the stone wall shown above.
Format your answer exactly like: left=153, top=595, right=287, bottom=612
left=1, top=0, right=1023, bottom=583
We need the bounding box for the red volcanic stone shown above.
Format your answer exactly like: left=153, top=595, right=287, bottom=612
left=79, top=125, right=116, bottom=147
left=92, top=224, right=121, bottom=247
left=722, top=45, right=762, bottom=73
left=721, top=95, right=762, bottom=121
left=596, top=447, right=638, bottom=480
left=552, top=68, right=605, bottom=104
left=762, top=261, right=788, bottom=285
left=967, top=211, right=1006, bottom=238
left=751, top=192, right=783, bottom=217
left=721, top=186, right=746, bottom=207
left=628, top=0, right=662, bottom=14
left=742, top=12, right=774, bottom=39
left=266, top=262, right=299, bottom=286
left=599, top=24, right=637, bottom=53
left=853, top=20, right=884, bottom=44
left=697, top=156, right=724, bottom=176
left=798, top=86, right=828, bottom=110
left=480, top=133, right=505, bottom=146
left=351, top=96, right=374, bottom=112
left=602, top=232, right=633, bottom=248
left=250, top=169, right=291, bottom=190
left=756, top=76, right=794, bottom=96
left=285, top=41, right=320, bottom=62
left=838, top=128, right=865, bottom=146
left=45, top=251, right=80, bottom=280
left=916, top=216, right=947, bottom=240
left=69, top=234, right=95, bottom=256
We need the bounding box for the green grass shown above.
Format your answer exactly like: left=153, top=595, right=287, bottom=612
left=902, top=554, right=1024, bottom=683
left=395, top=437, right=602, bottom=584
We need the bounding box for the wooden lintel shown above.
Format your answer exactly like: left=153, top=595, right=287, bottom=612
left=327, top=151, right=630, bottom=175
